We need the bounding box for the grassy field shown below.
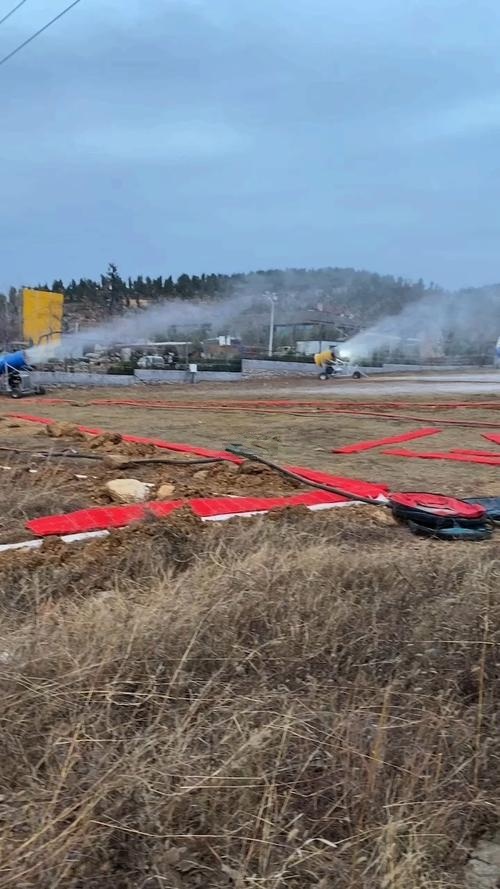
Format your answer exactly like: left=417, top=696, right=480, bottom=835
left=0, top=384, right=499, bottom=888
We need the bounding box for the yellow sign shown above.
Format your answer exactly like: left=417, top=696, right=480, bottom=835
left=22, top=289, right=64, bottom=347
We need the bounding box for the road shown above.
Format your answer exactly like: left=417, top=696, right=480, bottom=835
left=306, top=372, right=500, bottom=397
left=203, top=371, right=500, bottom=399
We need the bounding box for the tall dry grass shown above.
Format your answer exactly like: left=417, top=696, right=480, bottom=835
left=0, top=508, right=498, bottom=888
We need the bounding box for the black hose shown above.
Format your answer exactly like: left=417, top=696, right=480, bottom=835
left=0, top=446, right=226, bottom=466
left=111, top=456, right=227, bottom=466
left=225, top=444, right=384, bottom=506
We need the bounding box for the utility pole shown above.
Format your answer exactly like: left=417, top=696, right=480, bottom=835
left=267, top=292, right=277, bottom=357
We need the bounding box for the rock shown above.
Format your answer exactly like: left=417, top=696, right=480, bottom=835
left=466, top=836, right=500, bottom=889
left=466, top=858, right=500, bottom=889
left=193, top=470, right=208, bottom=479
left=157, top=483, right=176, bottom=500
left=472, top=838, right=500, bottom=869
left=105, top=479, right=150, bottom=503
left=103, top=454, right=131, bottom=469
left=238, top=461, right=267, bottom=475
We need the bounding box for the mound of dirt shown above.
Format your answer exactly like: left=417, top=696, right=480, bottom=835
left=88, top=431, right=123, bottom=449
left=44, top=425, right=157, bottom=457
left=0, top=508, right=206, bottom=608
left=46, top=422, right=87, bottom=440
left=169, top=461, right=299, bottom=499
left=328, top=503, right=395, bottom=526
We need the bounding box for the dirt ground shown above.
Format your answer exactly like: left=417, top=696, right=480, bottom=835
left=0, top=380, right=498, bottom=545
left=0, top=380, right=499, bottom=889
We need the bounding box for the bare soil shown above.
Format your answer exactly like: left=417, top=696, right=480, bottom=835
left=0, top=385, right=499, bottom=545
left=0, top=384, right=498, bottom=888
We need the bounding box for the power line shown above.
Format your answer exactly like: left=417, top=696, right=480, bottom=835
left=0, top=0, right=29, bottom=28
left=0, top=0, right=83, bottom=68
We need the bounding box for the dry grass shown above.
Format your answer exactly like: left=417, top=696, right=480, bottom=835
left=0, top=508, right=499, bottom=888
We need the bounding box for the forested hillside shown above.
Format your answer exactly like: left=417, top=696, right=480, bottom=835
left=36, top=264, right=437, bottom=330
left=2, top=266, right=498, bottom=360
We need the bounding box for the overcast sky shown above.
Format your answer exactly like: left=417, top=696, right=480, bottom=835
left=0, top=0, right=499, bottom=291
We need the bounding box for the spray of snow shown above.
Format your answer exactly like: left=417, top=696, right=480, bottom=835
left=26, top=289, right=262, bottom=362
left=340, top=287, right=500, bottom=361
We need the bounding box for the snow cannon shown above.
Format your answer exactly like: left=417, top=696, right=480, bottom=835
left=0, top=350, right=30, bottom=375
left=0, top=350, right=45, bottom=398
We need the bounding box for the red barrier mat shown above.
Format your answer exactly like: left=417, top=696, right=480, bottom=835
left=27, top=491, right=354, bottom=536
left=383, top=448, right=500, bottom=466
left=332, top=427, right=441, bottom=454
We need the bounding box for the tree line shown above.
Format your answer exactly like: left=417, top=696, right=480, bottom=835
left=3, top=265, right=497, bottom=361
left=47, top=265, right=243, bottom=313
left=32, top=263, right=435, bottom=324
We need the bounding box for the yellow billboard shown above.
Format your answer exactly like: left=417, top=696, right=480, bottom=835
left=22, top=289, right=64, bottom=347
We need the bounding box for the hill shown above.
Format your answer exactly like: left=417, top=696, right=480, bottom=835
left=4, top=266, right=499, bottom=358
left=39, top=265, right=435, bottom=333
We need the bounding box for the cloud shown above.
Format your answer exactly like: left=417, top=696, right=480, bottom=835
left=0, top=0, right=500, bottom=290
left=75, top=121, right=249, bottom=163
left=401, top=93, right=500, bottom=145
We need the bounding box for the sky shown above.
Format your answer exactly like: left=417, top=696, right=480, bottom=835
left=1, top=0, right=500, bottom=291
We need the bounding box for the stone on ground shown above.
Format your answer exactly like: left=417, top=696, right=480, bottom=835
left=157, top=483, right=176, bottom=499
left=105, top=478, right=150, bottom=503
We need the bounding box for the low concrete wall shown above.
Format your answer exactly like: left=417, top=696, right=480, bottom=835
left=134, top=369, right=243, bottom=383
left=32, top=371, right=135, bottom=387
left=32, top=369, right=243, bottom=387
left=134, top=370, right=187, bottom=384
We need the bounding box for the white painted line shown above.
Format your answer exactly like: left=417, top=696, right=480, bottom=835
left=0, top=529, right=110, bottom=555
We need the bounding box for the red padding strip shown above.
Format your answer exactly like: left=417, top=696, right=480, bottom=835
left=450, top=448, right=500, bottom=457
left=27, top=500, right=185, bottom=535
left=189, top=491, right=346, bottom=518
left=332, top=427, right=441, bottom=454
left=27, top=471, right=389, bottom=536
left=8, top=414, right=56, bottom=424
left=27, top=491, right=353, bottom=537
left=286, top=466, right=389, bottom=498
left=383, top=448, right=500, bottom=466
left=482, top=433, right=500, bottom=445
